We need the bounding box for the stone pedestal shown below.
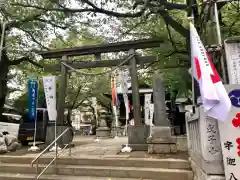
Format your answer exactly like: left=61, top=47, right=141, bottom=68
left=147, top=126, right=177, bottom=154
left=46, top=123, right=73, bottom=147
left=96, top=127, right=111, bottom=137
left=96, top=115, right=110, bottom=138
left=127, top=125, right=150, bottom=151
left=147, top=75, right=177, bottom=154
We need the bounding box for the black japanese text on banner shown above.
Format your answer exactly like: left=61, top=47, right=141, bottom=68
left=43, top=76, right=57, bottom=121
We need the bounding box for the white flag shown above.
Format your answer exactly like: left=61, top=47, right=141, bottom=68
left=190, top=22, right=231, bottom=121
left=43, top=76, right=57, bottom=121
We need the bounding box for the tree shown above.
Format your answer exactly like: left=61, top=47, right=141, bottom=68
left=119, top=10, right=190, bottom=97
left=14, top=30, right=111, bottom=114
left=118, top=1, right=240, bottom=97
left=2, top=0, right=239, bottom=116
left=13, top=81, right=46, bottom=112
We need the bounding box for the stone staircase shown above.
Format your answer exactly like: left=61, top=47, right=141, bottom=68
left=0, top=155, right=193, bottom=180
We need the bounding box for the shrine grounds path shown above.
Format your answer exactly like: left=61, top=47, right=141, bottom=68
left=6, top=135, right=188, bottom=160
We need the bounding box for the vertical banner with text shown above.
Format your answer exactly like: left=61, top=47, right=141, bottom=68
left=28, top=79, right=38, bottom=121
left=43, top=76, right=57, bottom=121
left=218, top=85, right=240, bottom=180
left=120, top=70, right=129, bottom=121
left=149, top=103, right=154, bottom=126
left=144, top=94, right=152, bottom=125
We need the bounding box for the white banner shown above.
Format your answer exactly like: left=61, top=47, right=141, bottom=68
left=120, top=70, right=129, bottom=94
left=121, top=70, right=129, bottom=122
left=115, top=69, right=131, bottom=93
left=92, top=97, right=98, bottom=121
left=144, top=94, right=152, bottom=125
left=43, top=76, right=57, bottom=121
left=224, top=37, right=240, bottom=84
left=149, top=103, right=154, bottom=126
left=123, top=94, right=129, bottom=121
left=113, top=105, right=118, bottom=127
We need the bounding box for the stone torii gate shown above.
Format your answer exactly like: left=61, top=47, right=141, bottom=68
left=38, top=38, right=164, bottom=146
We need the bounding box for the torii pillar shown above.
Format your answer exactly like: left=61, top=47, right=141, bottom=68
left=127, top=49, right=150, bottom=151
left=45, top=55, right=73, bottom=147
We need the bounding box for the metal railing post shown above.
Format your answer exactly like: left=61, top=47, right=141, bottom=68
left=55, top=144, right=58, bottom=174
left=35, top=160, right=39, bottom=180
left=31, top=128, right=72, bottom=179
left=69, top=144, right=71, bottom=156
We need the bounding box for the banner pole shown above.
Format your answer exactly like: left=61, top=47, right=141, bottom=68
left=55, top=111, right=57, bottom=152
left=28, top=79, right=40, bottom=151
left=121, top=94, right=132, bottom=152
left=33, top=79, right=38, bottom=147
left=120, top=69, right=132, bottom=152
left=214, top=2, right=227, bottom=83
left=93, top=97, right=100, bottom=142
left=188, top=17, right=196, bottom=112
left=113, top=105, right=118, bottom=138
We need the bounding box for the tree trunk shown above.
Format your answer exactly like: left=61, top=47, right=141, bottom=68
left=0, top=23, right=10, bottom=116
left=67, top=108, right=72, bottom=127
left=0, top=56, right=10, bottom=116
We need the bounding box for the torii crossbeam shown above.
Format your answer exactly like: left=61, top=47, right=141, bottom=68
left=38, top=38, right=164, bottom=128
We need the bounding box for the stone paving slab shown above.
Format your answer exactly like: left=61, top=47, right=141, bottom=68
left=1, top=136, right=188, bottom=160
left=1, top=173, right=151, bottom=180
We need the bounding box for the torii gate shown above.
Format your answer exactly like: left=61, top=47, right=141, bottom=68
left=38, top=38, right=163, bottom=143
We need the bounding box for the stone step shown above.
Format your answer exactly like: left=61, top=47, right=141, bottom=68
left=0, top=163, right=193, bottom=180
left=0, top=156, right=191, bottom=170
left=0, top=173, right=151, bottom=180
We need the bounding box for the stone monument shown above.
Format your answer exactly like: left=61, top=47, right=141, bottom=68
left=96, top=111, right=111, bottom=138
left=147, top=75, right=177, bottom=153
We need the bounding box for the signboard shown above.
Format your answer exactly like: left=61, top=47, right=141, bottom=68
left=218, top=85, right=240, bottom=180
left=43, top=76, right=57, bottom=121
left=28, top=79, right=38, bottom=121
left=224, top=37, right=240, bottom=84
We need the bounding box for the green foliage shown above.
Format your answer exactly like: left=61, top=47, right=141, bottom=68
left=14, top=83, right=45, bottom=111
left=3, top=0, right=240, bottom=107
left=14, top=30, right=111, bottom=111
left=221, top=3, right=240, bottom=38
left=121, top=12, right=190, bottom=97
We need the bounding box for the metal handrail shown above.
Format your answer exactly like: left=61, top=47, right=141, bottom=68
left=31, top=128, right=72, bottom=179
